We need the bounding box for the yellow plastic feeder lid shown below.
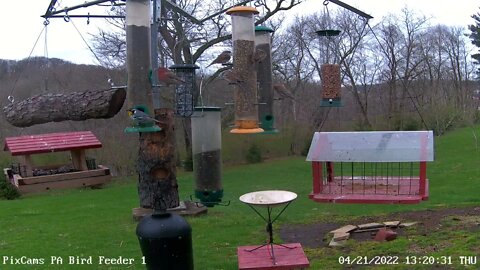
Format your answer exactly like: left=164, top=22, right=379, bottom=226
left=230, top=119, right=264, bottom=134
left=226, top=6, right=259, bottom=15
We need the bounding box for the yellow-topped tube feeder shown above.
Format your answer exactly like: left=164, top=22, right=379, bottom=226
left=226, top=6, right=264, bottom=134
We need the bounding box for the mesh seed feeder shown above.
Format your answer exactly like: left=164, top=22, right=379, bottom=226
left=227, top=6, right=264, bottom=134
left=255, top=25, right=278, bottom=134
left=169, top=64, right=199, bottom=117
left=316, top=29, right=342, bottom=107
left=191, top=107, right=223, bottom=207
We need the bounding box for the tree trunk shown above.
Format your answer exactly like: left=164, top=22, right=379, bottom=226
left=3, top=87, right=126, bottom=127
left=137, top=108, right=179, bottom=210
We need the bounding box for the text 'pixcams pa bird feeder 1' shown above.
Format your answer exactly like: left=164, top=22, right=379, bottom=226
left=255, top=25, right=278, bottom=134
left=227, top=6, right=264, bottom=134
left=191, top=107, right=223, bottom=206
left=316, top=29, right=342, bottom=107
left=170, top=64, right=199, bottom=117
left=306, top=131, right=434, bottom=204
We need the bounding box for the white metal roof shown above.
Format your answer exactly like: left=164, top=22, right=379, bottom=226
left=306, top=131, right=434, bottom=162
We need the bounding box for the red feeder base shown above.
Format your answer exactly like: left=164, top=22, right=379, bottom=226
left=309, top=177, right=429, bottom=204
left=237, top=243, right=310, bottom=269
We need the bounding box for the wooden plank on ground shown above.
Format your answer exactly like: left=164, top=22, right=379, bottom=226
left=18, top=168, right=109, bottom=185
left=333, top=232, right=350, bottom=241
left=357, top=222, right=384, bottom=230
left=330, top=224, right=357, bottom=234
left=17, top=175, right=111, bottom=193
left=384, top=221, right=401, bottom=227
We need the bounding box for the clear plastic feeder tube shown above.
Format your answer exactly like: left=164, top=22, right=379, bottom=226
left=255, top=26, right=276, bottom=133
left=191, top=107, right=223, bottom=206
left=227, top=6, right=263, bottom=133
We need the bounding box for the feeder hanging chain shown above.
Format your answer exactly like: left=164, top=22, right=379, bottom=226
left=323, top=0, right=329, bottom=6
left=7, top=96, right=14, bottom=104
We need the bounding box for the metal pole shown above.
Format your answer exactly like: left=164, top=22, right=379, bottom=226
left=151, top=0, right=161, bottom=108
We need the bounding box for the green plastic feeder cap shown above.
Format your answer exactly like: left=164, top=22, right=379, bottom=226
left=255, top=26, right=274, bottom=33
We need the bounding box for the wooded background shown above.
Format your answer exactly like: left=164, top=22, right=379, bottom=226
left=1, top=5, right=479, bottom=176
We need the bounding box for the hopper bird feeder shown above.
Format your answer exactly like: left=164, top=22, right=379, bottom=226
left=227, top=6, right=264, bottom=134
left=255, top=25, right=278, bottom=134
left=306, top=131, right=434, bottom=204
left=169, top=64, right=199, bottom=117
left=316, top=29, right=343, bottom=107
left=191, top=107, right=223, bottom=207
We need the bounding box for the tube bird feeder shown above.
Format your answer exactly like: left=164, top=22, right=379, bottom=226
left=255, top=25, right=278, bottom=134
left=226, top=6, right=264, bottom=134
left=316, top=29, right=342, bottom=107
left=169, top=64, right=199, bottom=117
left=191, top=107, right=223, bottom=206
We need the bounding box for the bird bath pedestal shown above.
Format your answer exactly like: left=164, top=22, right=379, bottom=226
left=239, top=190, right=300, bottom=265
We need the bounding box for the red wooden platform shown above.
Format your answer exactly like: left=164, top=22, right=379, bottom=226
left=238, top=243, right=309, bottom=270
left=309, top=176, right=429, bottom=204
left=4, top=131, right=102, bottom=155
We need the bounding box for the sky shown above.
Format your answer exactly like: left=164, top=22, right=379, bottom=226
left=0, top=0, right=479, bottom=66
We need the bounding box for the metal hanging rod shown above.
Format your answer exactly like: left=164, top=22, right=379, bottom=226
left=327, top=0, right=373, bottom=20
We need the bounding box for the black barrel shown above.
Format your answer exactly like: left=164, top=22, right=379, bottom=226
left=136, top=212, right=193, bottom=270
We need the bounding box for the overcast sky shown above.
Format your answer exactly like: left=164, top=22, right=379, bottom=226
left=0, top=0, right=478, bottom=65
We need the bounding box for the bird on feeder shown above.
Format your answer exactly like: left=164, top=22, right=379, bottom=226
left=207, top=51, right=232, bottom=67
left=273, top=83, right=295, bottom=100
left=157, top=67, right=185, bottom=87
left=221, top=69, right=245, bottom=84
left=127, top=108, right=160, bottom=125
left=251, top=48, right=267, bottom=64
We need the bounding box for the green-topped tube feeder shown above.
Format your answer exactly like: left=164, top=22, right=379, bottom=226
left=316, top=29, right=343, bottom=107
left=191, top=107, right=223, bottom=207
left=255, top=25, right=278, bottom=134
left=169, top=64, right=199, bottom=117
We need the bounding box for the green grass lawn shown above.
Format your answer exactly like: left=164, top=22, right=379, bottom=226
left=0, top=126, right=479, bottom=269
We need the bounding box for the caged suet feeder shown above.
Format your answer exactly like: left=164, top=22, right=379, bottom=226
left=191, top=106, right=223, bottom=207
left=255, top=25, right=278, bottom=134
left=315, top=29, right=343, bottom=107
left=169, top=64, right=199, bottom=117
left=226, top=6, right=264, bottom=134
left=306, top=131, right=434, bottom=204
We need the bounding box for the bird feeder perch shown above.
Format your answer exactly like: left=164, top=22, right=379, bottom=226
left=191, top=107, right=223, bottom=207
left=255, top=25, right=278, bottom=134
left=227, top=6, right=263, bottom=134
left=316, top=29, right=343, bottom=107
left=306, top=131, right=434, bottom=204
left=169, top=64, right=199, bottom=117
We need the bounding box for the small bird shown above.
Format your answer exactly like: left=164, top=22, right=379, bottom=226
left=273, top=83, right=295, bottom=100
left=157, top=67, right=185, bottom=87
left=207, top=50, right=232, bottom=67
left=251, top=48, right=267, bottom=63
left=127, top=108, right=159, bottom=126
left=221, top=69, right=245, bottom=84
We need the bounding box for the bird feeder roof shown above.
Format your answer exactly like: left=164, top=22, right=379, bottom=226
left=255, top=25, right=274, bottom=33
left=4, top=131, right=102, bottom=156
left=306, top=131, right=434, bottom=162
left=226, top=6, right=259, bottom=15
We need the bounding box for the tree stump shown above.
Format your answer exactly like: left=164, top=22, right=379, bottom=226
left=137, top=108, right=179, bottom=210
left=3, top=87, right=126, bottom=127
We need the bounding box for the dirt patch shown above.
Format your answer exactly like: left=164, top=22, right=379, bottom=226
left=280, top=206, right=480, bottom=248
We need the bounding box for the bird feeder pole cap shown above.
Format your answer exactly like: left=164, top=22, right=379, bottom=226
left=226, top=6, right=259, bottom=15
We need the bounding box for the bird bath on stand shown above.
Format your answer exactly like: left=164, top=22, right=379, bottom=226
left=239, top=190, right=297, bottom=265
